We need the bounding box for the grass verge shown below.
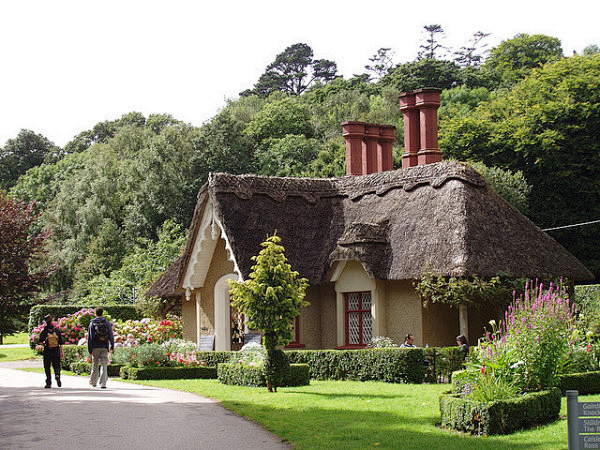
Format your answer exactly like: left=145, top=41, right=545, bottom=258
left=0, top=347, right=38, bottom=362
left=2, top=332, right=29, bottom=344
left=128, top=378, right=575, bottom=449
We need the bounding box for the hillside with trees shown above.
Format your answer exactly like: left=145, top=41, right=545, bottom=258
left=1, top=26, right=598, bottom=319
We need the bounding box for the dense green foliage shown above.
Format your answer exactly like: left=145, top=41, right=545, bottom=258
left=439, top=388, right=561, bottom=435
left=1, top=30, right=598, bottom=310
left=557, top=371, right=600, bottom=395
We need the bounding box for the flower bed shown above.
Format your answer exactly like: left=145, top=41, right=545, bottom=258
left=439, top=388, right=561, bottom=435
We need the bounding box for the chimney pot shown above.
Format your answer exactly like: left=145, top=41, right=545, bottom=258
left=399, top=88, right=442, bottom=167
left=342, top=121, right=366, bottom=175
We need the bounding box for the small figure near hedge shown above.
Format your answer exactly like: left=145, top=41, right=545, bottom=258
left=229, top=234, right=309, bottom=392
left=88, top=307, right=115, bottom=389
left=38, top=315, right=64, bottom=388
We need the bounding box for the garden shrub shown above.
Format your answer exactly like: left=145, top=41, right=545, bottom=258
left=439, top=388, right=561, bottom=435
left=558, top=371, right=600, bottom=395
left=285, top=348, right=424, bottom=383
left=121, top=365, right=218, bottom=380
left=217, top=363, right=310, bottom=387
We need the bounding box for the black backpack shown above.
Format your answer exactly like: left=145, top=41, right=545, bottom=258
left=93, top=319, right=109, bottom=343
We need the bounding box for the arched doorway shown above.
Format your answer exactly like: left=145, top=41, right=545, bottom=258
left=214, top=274, right=238, bottom=351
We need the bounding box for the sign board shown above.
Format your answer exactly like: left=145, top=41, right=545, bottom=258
left=198, top=334, right=214, bottom=351
left=568, top=391, right=600, bottom=449
left=243, top=333, right=262, bottom=346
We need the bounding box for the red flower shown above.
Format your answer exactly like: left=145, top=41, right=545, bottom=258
left=481, top=366, right=485, bottom=375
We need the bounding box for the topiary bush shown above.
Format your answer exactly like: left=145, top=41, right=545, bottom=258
left=439, top=388, right=561, bottom=435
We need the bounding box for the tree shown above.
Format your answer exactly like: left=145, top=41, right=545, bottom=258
left=0, top=130, right=61, bottom=190
left=229, top=234, right=308, bottom=392
left=243, top=43, right=338, bottom=97
left=454, top=31, right=490, bottom=68
left=380, top=59, right=461, bottom=92
left=484, top=33, right=563, bottom=85
left=0, top=191, right=54, bottom=342
left=441, top=54, right=600, bottom=278
left=417, top=24, right=447, bottom=60
left=365, top=47, right=395, bottom=80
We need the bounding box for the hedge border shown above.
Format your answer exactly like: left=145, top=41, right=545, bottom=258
left=217, top=363, right=310, bottom=387
left=439, top=388, right=561, bottom=435
left=558, top=371, right=600, bottom=395
left=285, top=348, right=424, bottom=383
left=71, top=361, right=124, bottom=377
left=120, top=365, right=218, bottom=380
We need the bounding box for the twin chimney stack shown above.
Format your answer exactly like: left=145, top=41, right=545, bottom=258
left=342, top=87, right=442, bottom=175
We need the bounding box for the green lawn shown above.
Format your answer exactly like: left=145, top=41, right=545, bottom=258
left=5, top=348, right=578, bottom=449
left=0, top=347, right=38, bottom=362
left=131, top=378, right=575, bottom=449
left=2, top=332, right=29, bottom=344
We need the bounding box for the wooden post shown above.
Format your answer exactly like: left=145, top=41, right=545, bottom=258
left=458, top=303, right=468, bottom=341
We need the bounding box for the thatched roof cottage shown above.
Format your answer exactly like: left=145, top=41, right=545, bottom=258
left=148, top=88, right=593, bottom=350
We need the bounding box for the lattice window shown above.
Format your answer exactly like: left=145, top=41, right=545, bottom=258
left=344, top=292, right=372, bottom=347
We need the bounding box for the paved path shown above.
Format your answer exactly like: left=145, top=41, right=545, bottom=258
left=0, top=360, right=290, bottom=449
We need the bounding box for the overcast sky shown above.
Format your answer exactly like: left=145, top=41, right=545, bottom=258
left=1, top=0, right=598, bottom=147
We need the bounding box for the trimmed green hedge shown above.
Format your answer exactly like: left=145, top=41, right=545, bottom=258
left=285, top=348, right=424, bottom=383
left=424, top=347, right=465, bottom=382
left=439, top=388, right=561, bottom=435
left=120, top=365, right=218, bottom=380
left=558, top=371, right=600, bottom=395
left=217, top=363, right=310, bottom=387
left=62, top=345, right=89, bottom=370
left=71, top=361, right=124, bottom=377
left=29, top=305, right=143, bottom=331
left=193, top=351, right=235, bottom=367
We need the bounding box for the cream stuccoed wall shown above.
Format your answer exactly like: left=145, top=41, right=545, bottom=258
left=334, top=261, right=385, bottom=347
left=384, top=280, right=423, bottom=347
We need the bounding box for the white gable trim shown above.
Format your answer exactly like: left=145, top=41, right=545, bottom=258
left=182, top=200, right=242, bottom=299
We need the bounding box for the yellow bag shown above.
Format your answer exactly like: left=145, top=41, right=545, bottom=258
left=47, top=331, right=59, bottom=348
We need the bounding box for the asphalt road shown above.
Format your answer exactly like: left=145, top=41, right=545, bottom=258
left=0, top=360, right=290, bottom=449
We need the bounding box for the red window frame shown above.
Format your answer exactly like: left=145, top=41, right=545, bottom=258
left=344, top=291, right=372, bottom=348
left=286, top=316, right=305, bottom=348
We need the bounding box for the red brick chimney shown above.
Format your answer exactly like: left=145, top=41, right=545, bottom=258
left=342, top=122, right=395, bottom=175
left=398, top=88, right=442, bottom=168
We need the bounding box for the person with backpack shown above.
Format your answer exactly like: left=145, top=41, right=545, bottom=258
left=88, top=307, right=115, bottom=389
left=38, top=314, right=64, bottom=388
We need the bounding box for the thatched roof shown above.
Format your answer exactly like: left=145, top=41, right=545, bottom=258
left=145, top=256, right=186, bottom=298
left=148, top=161, right=593, bottom=297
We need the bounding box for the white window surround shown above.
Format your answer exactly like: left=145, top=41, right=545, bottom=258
left=332, top=260, right=385, bottom=347
left=182, top=201, right=242, bottom=301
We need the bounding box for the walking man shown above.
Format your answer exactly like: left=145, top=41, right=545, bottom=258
left=88, top=307, right=114, bottom=389
left=38, top=315, right=64, bottom=388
